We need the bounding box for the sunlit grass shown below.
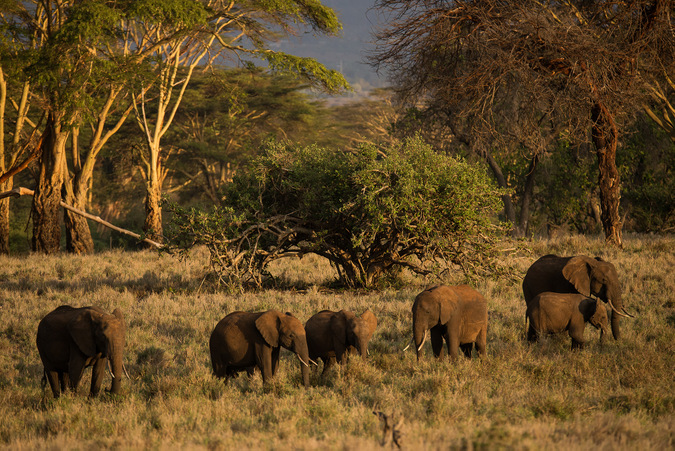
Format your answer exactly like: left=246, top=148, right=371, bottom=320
left=0, top=234, right=673, bottom=448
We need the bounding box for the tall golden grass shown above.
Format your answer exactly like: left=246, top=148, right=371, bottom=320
left=0, top=234, right=673, bottom=449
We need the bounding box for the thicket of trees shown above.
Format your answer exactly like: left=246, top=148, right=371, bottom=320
left=370, top=0, right=675, bottom=246
left=0, top=0, right=347, bottom=254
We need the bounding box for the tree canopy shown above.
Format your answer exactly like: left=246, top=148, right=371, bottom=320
left=370, top=0, right=675, bottom=247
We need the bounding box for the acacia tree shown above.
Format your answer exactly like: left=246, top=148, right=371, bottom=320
left=370, top=0, right=675, bottom=246
left=128, top=0, right=348, bottom=243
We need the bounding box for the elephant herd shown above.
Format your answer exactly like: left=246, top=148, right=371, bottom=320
left=35, top=254, right=633, bottom=398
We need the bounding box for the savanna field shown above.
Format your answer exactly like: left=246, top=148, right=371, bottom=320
left=0, top=235, right=673, bottom=449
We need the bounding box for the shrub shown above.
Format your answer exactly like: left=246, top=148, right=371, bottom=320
left=165, top=138, right=508, bottom=288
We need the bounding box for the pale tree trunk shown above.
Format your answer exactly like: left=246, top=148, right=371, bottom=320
left=517, top=153, right=539, bottom=236
left=32, top=114, right=69, bottom=254
left=591, top=103, right=623, bottom=247
left=0, top=177, right=10, bottom=254
left=63, top=88, right=135, bottom=253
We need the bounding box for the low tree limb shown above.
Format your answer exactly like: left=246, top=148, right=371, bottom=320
left=0, top=187, right=163, bottom=248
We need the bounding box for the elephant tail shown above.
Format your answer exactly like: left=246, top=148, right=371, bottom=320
left=40, top=370, right=47, bottom=391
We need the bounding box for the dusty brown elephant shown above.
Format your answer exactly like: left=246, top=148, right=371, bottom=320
left=305, top=309, right=377, bottom=374
left=412, top=285, right=487, bottom=361
left=522, top=254, right=633, bottom=340
left=527, top=292, right=610, bottom=349
left=209, top=310, right=311, bottom=387
left=36, top=305, right=127, bottom=398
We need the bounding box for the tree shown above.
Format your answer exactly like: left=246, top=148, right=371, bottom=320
left=165, top=138, right=508, bottom=288
left=127, top=0, right=349, bottom=243
left=370, top=0, right=675, bottom=246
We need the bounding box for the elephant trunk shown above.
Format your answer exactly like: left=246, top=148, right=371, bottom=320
left=295, top=339, right=311, bottom=388
left=107, top=340, right=124, bottom=394
left=412, top=318, right=427, bottom=361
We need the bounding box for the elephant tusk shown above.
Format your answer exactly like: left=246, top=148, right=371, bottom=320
left=416, top=330, right=427, bottom=352
left=308, top=358, right=319, bottom=366
left=297, top=356, right=310, bottom=367
left=607, top=299, right=634, bottom=318
left=621, top=307, right=635, bottom=318
left=123, top=362, right=131, bottom=379
left=107, top=360, right=115, bottom=379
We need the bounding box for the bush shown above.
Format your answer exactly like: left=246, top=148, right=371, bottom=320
left=165, top=138, right=508, bottom=288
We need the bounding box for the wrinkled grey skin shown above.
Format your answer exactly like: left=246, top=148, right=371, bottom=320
left=36, top=305, right=126, bottom=398
left=209, top=310, right=310, bottom=387
left=527, top=292, right=610, bottom=349
left=522, top=254, right=629, bottom=340
left=412, top=285, right=487, bottom=361
left=305, top=309, right=377, bottom=375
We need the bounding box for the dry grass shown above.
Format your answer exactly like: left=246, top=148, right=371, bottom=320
left=0, top=235, right=673, bottom=449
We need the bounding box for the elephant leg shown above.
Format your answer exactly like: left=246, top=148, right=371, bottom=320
left=527, top=324, right=538, bottom=343
left=460, top=343, right=473, bottom=358
left=89, top=358, right=106, bottom=396
left=447, top=329, right=460, bottom=361
left=430, top=326, right=444, bottom=359
left=67, top=354, right=88, bottom=393
left=271, top=347, right=280, bottom=376
left=258, top=348, right=274, bottom=384
left=570, top=329, right=585, bottom=350
left=321, top=356, right=336, bottom=376
left=45, top=370, right=61, bottom=398
left=475, top=326, right=487, bottom=358
left=60, top=372, right=70, bottom=392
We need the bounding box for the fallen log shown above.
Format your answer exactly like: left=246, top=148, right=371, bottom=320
left=0, top=187, right=163, bottom=249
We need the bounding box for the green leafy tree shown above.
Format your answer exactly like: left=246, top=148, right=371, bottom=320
left=165, top=138, right=508, bottom=288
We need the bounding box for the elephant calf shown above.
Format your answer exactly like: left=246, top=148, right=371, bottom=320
left=210, top=310, right=311, bottom=387
left=526, top=292, right=609, bottom=349
left=36, top=305, right=127, bottom=398
left=412, top=285, right=487, bottom=361
left=305, top=309, right=377, bottom=375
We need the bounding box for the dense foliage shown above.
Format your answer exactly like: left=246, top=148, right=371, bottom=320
left=165, top=138, right=508, bottom=288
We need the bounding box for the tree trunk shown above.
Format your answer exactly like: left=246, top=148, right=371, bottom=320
left=482, top=148, right=517, bottom=232
left=63, top=135, right=94, bottom=254
left=0, top=178, right=10, bottom=254
left=517, top=153, right=539, bottom=236
left=143, top=177, right=163, bottom=244
left=32, top=115, right=68, bottom=254
left=591, top=103, right=623, bottom=247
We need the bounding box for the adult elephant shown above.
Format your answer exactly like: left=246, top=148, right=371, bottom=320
left=305, top=309, right=377, bottom=374
left=209, top=310, right=311, bottom=387
left=412, top=285, right=487, bottom=361
left=522, top=254, right=633, bottom=340
left=36, top=305, right=127, bottom=398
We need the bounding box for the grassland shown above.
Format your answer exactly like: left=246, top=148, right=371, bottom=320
left=0, top=234, right=673, bottom=449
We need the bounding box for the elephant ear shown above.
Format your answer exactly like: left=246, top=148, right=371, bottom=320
left=360, top=309, right=377, bottom=333
left=330, top=311, right=348, bottom=346
left=255, top=311, right=280, bottom=347
left=562, top=257, right=592, bottom=297
left=67, top=309, right=99, bottom=357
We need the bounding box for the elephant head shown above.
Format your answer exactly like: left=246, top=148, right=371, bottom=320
left=562, top=256, right=632, bottom=340
left=68, top=308, right=126, bottom=394
left=330, top=309, right=378, bottom=358
left=255, top=311, right=310, bottom=387
left=579, top=297, right=610, bottom=342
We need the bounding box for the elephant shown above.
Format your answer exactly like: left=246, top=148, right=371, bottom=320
left=526, top=292, right=609, bottom=349
left=411, top=285, right=487, bottom=361
left=209, top=310, right=311, bottom=387
left=522, top=254, right=633, bottom=340
left=36, top=305, right=127, bottom=398
left=305, top=309, right=377, bottom=374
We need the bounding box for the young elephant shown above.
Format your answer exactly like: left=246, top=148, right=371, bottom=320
left=526, top=292, right=609, bottom=349
left=305, top=309, right=377, bottom=375
left=209, top=310, right=311, bottom=387
left=412, top=285, right=487, bottom=361
left=36, top=305, right=127, bottom=398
